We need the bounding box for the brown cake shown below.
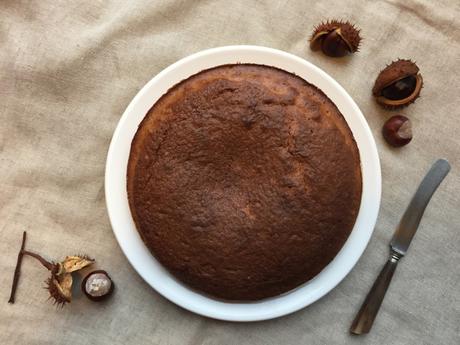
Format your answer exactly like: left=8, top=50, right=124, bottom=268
left=127, top=64, right=362, bottom=300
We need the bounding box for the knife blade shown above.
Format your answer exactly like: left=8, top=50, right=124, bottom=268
left=350, top=159, right=451, bottom=335
left=390, top=159, right=451, bottom=256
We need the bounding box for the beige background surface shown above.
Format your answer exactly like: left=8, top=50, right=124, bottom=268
left=1, top=0, right=459, bottom=344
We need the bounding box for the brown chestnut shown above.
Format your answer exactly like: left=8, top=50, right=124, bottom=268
left=382, top=115, right=412, bottom=147
left=373, top=60, right=423, bottom=109
left=310, top=20, right=361, bottom=58
left=81, top=270, right=114, bottom=301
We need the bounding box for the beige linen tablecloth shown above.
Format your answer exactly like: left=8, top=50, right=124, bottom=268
left=1, top=0, right=459, bottom=344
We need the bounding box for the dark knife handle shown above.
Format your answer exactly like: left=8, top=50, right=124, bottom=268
left=350, top=251, right=402, bottom=335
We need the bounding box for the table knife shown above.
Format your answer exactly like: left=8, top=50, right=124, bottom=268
left=350, top=159, right=451, bottom=335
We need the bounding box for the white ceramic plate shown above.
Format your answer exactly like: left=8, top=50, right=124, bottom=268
left=105, top=45, right=381, bottom=321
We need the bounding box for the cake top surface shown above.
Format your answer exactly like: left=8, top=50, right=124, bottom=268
left=127, top=64, right=362, bottom=300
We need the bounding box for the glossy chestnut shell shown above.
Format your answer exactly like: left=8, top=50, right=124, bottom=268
left=382, top=115, right=412, bottom=147
left=81, top=270, right=114, bottom=301
left=373, top=60, right=423, bottom=109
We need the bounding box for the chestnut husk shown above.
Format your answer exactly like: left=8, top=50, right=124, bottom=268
left=8, top=231, right=96, bottom=307
left=46, top=273, right=73, bottom=307
left=373, top=59, right=423, bottom=109
left=310, top=20, right=361, bottom=57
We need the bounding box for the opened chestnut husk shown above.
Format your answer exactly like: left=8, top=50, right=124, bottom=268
left=7, top=230, right=95, bottom=307
left=310, top=20, right=361, bottom=57
left=373, top=59, right=423, bottom=109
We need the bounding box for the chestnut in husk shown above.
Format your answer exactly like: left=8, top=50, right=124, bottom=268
left=382, top=115, right=412, bottom=147
left=310, top=20, right=361, bottom=57
left=373, top=60, right=423, bottom=109
left=82, top=270, right=114, bottom=301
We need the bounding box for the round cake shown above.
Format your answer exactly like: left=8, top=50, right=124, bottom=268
left=127, top=64, right=362, bottom=300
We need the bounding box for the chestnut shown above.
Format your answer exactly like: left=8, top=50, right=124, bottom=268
left=373, top=60, right=423, bottom=109
left=382, top=115, right=412, bottom=147
left=81, top=270, right=114, bottom=301
left=381, top=75, right=417, bottom=100
left=310, top=20, right=361, bottom=57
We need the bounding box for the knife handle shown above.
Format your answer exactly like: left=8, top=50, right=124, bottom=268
left=350, top=251, right=402, bottom=335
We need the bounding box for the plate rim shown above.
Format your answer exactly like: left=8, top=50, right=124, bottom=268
left=105, top=45, right=381, bottom=321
